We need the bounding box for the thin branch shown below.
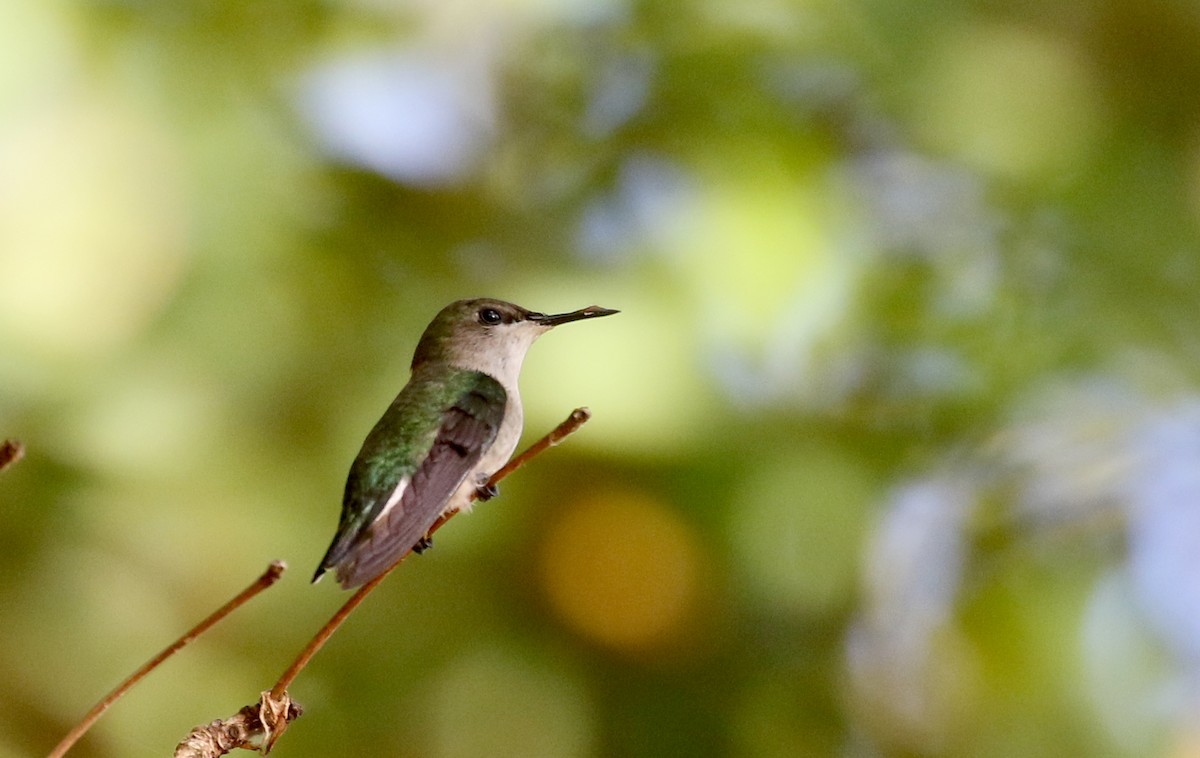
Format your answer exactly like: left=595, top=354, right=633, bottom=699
left=270, top=407, right=592, bottom=695
left=256, top=407, right=592, bottom=752
left=0, top=438, right=24, bottom=474
left=47, top=561, right=287, bottom=758
left=266, top=567, right=386, bottom=702
left=169, top=407, right=593, bottom=757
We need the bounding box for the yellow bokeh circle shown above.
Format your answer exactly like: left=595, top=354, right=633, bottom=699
left=537, top=491, right=701, bottom=653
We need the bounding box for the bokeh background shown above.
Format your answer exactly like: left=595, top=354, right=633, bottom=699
left=3, top=0, right=1200, bottom=756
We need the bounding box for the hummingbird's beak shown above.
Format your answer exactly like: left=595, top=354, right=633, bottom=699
left=531, top=305, right=620, bottom=327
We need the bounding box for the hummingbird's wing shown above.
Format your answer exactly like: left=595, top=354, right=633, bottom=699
left=314, top=370, right=507, bottom=588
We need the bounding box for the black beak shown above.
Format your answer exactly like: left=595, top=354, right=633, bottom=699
left=530, top=305, right=620, bottom=327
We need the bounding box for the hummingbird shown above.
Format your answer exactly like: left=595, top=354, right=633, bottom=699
left=313, top=298, right=618, bottom=588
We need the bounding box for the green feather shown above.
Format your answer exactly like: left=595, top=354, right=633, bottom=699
left=318, top=365, right=506, bottom=571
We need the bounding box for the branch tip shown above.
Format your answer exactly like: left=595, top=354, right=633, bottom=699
left=263, top=560, right=287, bottom=584
left=0, top=438, right=24, bottom=473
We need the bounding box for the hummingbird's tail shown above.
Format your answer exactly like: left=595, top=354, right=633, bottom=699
left=312, top=525, right=360, bottom=585
left=311, top=519, right=433, bottom=589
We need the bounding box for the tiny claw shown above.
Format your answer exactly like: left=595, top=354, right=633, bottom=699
left=412, top=535, right=434, bottom=554
left=475, top=482, right=499, bottom=501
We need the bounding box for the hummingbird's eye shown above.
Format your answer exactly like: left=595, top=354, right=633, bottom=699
left=478, top=307, right=503, bottom=325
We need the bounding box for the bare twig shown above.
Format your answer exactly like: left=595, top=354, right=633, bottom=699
left=194, top=407, right=594, bottom=757
left=271, top=407, right=591, bottom=697
left=0, top=438, right=24, bottom=473
left=47, top=561, right=287, bottom=758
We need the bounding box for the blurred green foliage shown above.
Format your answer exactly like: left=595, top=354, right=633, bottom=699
left=3, top=0, right=1200, bottom=756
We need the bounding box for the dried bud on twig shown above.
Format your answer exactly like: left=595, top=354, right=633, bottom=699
left=174, top=691, right=302, bottom=758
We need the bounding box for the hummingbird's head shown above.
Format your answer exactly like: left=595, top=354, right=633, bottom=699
left=411, top=298, right=618, bottom=382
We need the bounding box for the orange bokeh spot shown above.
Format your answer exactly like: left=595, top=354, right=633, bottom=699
left=537, top=491, right=701, bottom=652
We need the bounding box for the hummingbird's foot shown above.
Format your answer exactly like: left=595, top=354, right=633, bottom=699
left=475, top=482, right=499, bottom=501
left=412, top=535, right=434, bottom=554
